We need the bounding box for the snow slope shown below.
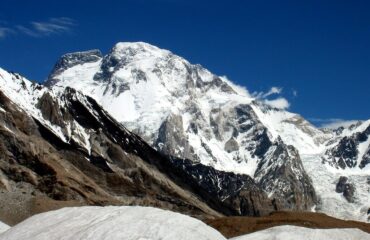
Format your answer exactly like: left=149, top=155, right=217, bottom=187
left=1, top=41, right=369, bottom=222
left=48, top=42, right=326, bottom=173
left=230, top=225, right=370, bottom=240
left=0, top=68, right=94, bottom=154
left=0, top=222, right=9, bottom=234
left=302, top=154, right=370, bottom=222
left=48, top=42, right=259, bottom=173
left=0, top=206, right=226, bottom=240
left=45, top=42, right=370, bottom=222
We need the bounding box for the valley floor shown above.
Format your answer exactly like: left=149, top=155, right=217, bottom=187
left=206, top=211, right=370, bottom=238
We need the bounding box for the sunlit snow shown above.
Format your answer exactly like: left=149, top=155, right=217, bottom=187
left=0, top=206, right=226, bottom=240
left=230, top=225, right=370, bottom=240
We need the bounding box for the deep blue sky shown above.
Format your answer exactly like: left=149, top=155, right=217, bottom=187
left=0, top=0, right=369, bottom=124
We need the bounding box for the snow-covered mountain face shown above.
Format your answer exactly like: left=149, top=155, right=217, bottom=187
left=47, top=42, right=326, bottom=160
left=0, top=67, right=317, bottom=222
left=45, top=42, right=370, bottom=222
left=0, top=68, right=217, bottom=218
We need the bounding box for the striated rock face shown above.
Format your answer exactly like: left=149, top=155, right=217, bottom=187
left=155, top=113, right=191, bottom=160
left=255, top=139, right=317, bottom=210
left=167, top=157, right=278, bottom=216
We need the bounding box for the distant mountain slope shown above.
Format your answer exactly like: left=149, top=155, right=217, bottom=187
left=0, top=69, right=221, bottom=224
left=46, top=42, right=319, bottom=210
left=45, top=42, right=370, bottom=222
left=1, top=67, right=323, bottom=226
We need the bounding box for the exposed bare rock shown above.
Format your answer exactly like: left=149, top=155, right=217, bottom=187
left=224, top=138, right=239, bottom=153
left=336, top=176, right=356, bottom=203
left=255, top=139, right=317, bottom=210
left=0, top=89, right=221, bottom=224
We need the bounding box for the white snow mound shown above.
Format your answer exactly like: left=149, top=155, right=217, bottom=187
left=0, top=206, right=226, bottom=240
left=230, top=225, right=370, bottom=240
left=0, top=221, right=9, bottom=234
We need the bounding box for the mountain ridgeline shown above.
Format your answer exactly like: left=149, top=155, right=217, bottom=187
left=0, top=42, right=369, bottom=224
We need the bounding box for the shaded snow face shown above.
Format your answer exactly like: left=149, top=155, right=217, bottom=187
left=230, top=225, right=370, bottom=240
left=0, top=206, right=226, bottom=240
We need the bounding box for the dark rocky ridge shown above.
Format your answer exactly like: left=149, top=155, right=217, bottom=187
left=167, top=156, right=278, bottom=216
left=0, top=88, right=218, bottom=224
left=255, top=138, right=317, bottom=210
left=0, top=83, right=317, bottom=225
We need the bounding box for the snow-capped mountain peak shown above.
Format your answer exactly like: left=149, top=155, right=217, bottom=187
left=3, top=41, right=368, bottom=222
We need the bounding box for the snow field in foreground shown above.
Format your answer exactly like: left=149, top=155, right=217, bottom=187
left=230, top=225, right=370, bottom=240
left=0, top=206, right=369, bottom=240
left=0, top=222, right=9, bottom=234
left=0, top=206, right=226, bottom=240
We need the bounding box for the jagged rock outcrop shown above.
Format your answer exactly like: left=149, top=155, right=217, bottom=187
left=224, top=138, right=239, bottom=153
left=155, top=113, right=191, bottom=159
left=335, top=176, right=355, bottom=203
left=325, top=125, right=370, bottom=169
left=255, top=138, right=317, bottom=210
left=167, top=157, right=278, bottom=216
left=0, top=83, right=221, bottom=224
